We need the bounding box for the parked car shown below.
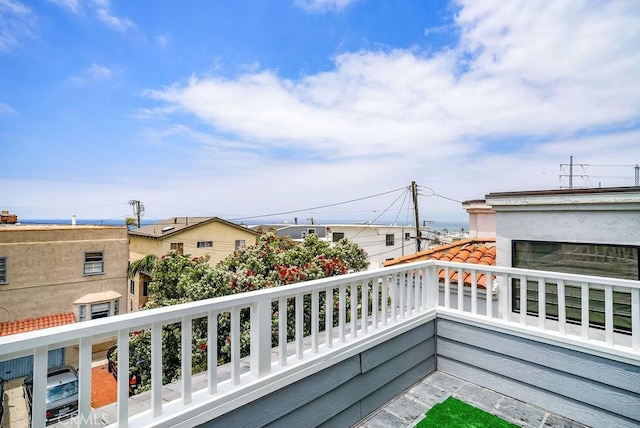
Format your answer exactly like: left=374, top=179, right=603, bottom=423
left=106, top=346, right=140, bottom=395
left=23, top=366, right=78, bottom=424
left=1, top=376, right=5, bottom=428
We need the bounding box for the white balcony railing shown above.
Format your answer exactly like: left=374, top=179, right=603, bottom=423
left=1, top=261, right=639, bottom=427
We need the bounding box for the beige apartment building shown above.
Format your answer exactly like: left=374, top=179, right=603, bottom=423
left=0, top=225, right=129, bottom=324
left=128, top=217, right=259, bottom=311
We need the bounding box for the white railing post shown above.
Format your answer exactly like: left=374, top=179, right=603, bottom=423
left=557, top=279, right=566, bottom=335
left=311, top=289, right=319, bottom=353
left=32, top=346, right=48, bottom=428
left=605, top=285, right=614, bottom=346
left=581, top=282, right=589, bottom=339
left=443, top=267, right=451, bottom=309
left=325, top=288, right=333, bottom=349
left=231, top=307, right=241, bottom=385
left=425, top=263, right=438, bottom=310
left=519, top=275, right=527, bottom=325
left=278, top=297, right=287, bottom=366
left=181, top=316, right=193, bottom=405
left=295, top=293, right=304, bottom=359
left=632, top=288, right=640, bottom=350
left=470, top=270, right=478, bottom=315
left=207, top=311, right=218, bottom=395
left=538, top=278, right=546, bottom=330
left=117, top=329, right=130, bottom=427
left=151, top=322, right=163, bottom=415
left=78, top=336, right=92, bottom=425
left=250, top=299, right=272, bottom=377
left=351, top=283, right=358, bottom=337
left=499, top=273, right=509, bottom=322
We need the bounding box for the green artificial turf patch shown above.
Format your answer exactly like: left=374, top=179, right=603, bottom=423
left=416, top=396, right=519, bottom=428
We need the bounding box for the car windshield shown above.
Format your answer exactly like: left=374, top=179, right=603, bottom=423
left=47, top=381, right=78, bottom=403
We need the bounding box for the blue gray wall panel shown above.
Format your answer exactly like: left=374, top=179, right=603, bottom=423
left=436, top=319, right=640, bottom=428
left=200, top=320, right=436, bottom=428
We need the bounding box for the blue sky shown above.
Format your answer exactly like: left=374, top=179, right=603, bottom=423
left=2, top=0, right=639, bottom=224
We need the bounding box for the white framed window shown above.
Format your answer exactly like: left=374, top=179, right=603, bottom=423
left=405, top=232, right=411, bottom=241
left=307, top=228, right=316, bottom=235
left=385, top=234, right=395, bottom=246
left=90, top=302, right=111, bottom=319
left=84, top=252, right=104, bottom=275
left=197, top=241, right=213, bottom=248
left=0, top=256, right=6, bottom=283
left=235, top=240, right=246, bottom=250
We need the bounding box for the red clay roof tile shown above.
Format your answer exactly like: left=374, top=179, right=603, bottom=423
left=0, top=313, right=76, bottom=337
left=383, top=238, right=496, bottom=289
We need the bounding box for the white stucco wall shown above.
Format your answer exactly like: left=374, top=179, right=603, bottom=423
left=486, top=188, right=640, bottom=267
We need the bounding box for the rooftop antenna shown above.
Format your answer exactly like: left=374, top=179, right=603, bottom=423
left=129, top=200, right=145, bottom=228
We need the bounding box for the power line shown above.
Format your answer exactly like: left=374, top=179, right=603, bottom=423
left=229, top=186, right=409, bottom=221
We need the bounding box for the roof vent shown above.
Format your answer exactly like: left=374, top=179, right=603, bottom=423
left=161, top=226, right=175, bottom=233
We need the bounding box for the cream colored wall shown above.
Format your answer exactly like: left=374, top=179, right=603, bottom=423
left=0, top=226, right=129, bottom=323
left=129, top=221, right=257, bottom=266
left=127, top=221, right=257, bottom=311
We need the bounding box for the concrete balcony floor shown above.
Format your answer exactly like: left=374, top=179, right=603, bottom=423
left=354, top=371, right=589, bottom=428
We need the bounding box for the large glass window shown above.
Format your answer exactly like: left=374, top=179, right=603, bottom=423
left=197, top=241, right=213, bottom=248
left=0, top=257, right=6, bottom=283
left=83, top=252, right=104, bottom=275
left=512, top=241, right=639, bottom=333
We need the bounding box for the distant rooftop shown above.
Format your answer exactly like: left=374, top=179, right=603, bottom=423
left=0, top=313, right=76, bottom=337
left=129, top=216, right=258, bottom=239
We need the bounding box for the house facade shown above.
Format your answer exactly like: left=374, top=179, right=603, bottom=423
left=128, top=217, right=259, bottom=311
left=257, top=223, right=426, bottom=269
left=0, top=225, right=129, bottom=324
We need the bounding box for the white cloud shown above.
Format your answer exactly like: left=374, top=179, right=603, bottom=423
left=295, top=0, right=358, bottom=13
left=0, top=0, right=34, bottom=52
left=156, top=34, right=168, bottom=48
left=0, top=101, right=17, bottom=114
left=46, top=0, right=80, bottom=14
left=68, top=63, right=114, bottom=83
left=97, top=7, right=134, bottom=32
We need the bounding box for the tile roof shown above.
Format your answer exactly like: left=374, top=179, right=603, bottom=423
left=0, top=313, right=76, bottom=337
left=383, top=238, right=496, bottom=289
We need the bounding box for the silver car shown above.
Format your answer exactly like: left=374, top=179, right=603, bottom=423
left=23, top=366, right=79, bottom=424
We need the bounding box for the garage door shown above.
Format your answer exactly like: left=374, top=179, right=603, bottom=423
left=0, top=348, right=65, bottom=381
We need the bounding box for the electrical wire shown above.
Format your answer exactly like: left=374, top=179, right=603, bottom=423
left=229, top=186, right=408, bottom=221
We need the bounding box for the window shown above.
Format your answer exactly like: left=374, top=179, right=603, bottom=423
left=0, top=257, right=6, bottom=283
left=235, top=240, right=246, bottom=250
left=307, top=228, right=316, bottom=235
left=129, top=279, right=135, bottom=295
left=385, top=234, right=395, bottom=246
left=405, top=232, right=411, bottom=241
left=142, top=281, right=149, bottom=297
left=79, top=301, right=116, bottom=321
left=84, top=252, right=104, bottom=275
left=170, top=242, right=184, bottom=254
left=91, top=302, right=111, bottom=319
left=197, top=241, right=213, bottom=248
left=332, top=232, right=345, bottom=242
left=512, top=240, right=639, bottom=333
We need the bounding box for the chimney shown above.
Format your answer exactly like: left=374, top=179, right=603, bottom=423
left=72, top=215, right=77, bottom=226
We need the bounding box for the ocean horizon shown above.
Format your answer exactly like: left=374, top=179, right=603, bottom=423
left=15, top=218, right=469, bottom=232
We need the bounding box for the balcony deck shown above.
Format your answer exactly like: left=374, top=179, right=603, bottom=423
left=354, top=371, right=588, bottom=428
left=1, top=260, right=638, bottom=428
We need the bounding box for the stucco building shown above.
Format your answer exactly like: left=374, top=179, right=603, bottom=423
left=128, top=216, right=259, bottom=310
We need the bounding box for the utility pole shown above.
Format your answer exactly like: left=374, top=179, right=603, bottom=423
left=559, top=156, right=589, bottom=189
left=635, top=164, right=639, bottom=186
left=129, top=200, right=145, bottom=228
left=411, top=181, right=421, bottom=252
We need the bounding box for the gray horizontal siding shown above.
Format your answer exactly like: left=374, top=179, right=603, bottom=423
left=437, top=319, right=640, bottom=428
left=201, top=320, right=436, bottom=428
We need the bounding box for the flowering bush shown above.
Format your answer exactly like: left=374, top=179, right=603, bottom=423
left=117, top=232, right=370, bottom=391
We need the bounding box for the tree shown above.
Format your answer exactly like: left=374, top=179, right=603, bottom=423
left=113, top=232, right=370, bottom=392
